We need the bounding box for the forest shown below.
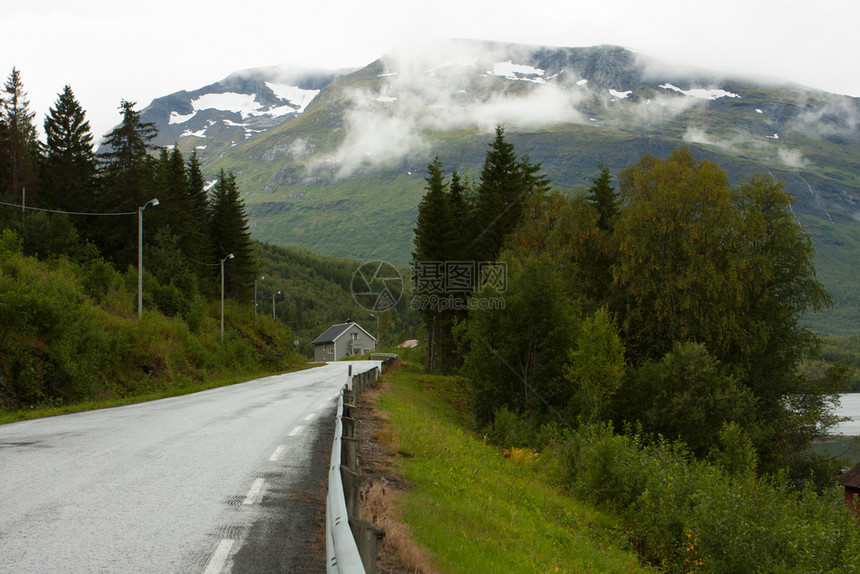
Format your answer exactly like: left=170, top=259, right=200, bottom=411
left=412, top=125, right=853, bottom=486
left=410, top=127, right=860, bottom=571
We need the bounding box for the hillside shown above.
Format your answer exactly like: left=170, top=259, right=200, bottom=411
left=138, top=40, right=860, bottom=334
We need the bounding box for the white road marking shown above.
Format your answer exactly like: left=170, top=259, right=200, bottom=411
left=203, top=539, right=235, bottom=574
left=288, top=426, right=304, bottom=436
left=304, top=413, right=316, bottom=421
left=269, top=445, right=286, bottom=462
left=242, top=478, right=265, bottom=505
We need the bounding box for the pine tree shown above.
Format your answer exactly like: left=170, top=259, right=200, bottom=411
left=185, top=150, right=212, bottom=266
left=40, top=85, right=96, bottom=212
left=412, top=158, right=455, bottom=371
left=412, top=157, right=452, bottom=264
left=582, top=164, right=620, bottom=302
left=1, top=67, right=39, bottom=209
left=448, top=169, right=471, bottom=257
left=98, top=100, right=157, bottom=188
left=93, top=100, right=158, bottom=265
left=470, top=126, right=548, bottom=262
left=586, top=164, right=619, bottom=231
left=208, top=169, right=256, bottom=298
left=152, top=146, right=189, bottom=234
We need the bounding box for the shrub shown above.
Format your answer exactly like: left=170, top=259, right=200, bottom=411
left=558, top=426, right=860, bottom=573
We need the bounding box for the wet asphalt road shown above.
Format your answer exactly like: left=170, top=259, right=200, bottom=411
left=0, top=361, right=379, bottom=573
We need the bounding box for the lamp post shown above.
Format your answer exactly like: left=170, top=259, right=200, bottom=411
left=272, top=291, right=281, bottom=320
left=220, top=253, right=234, bottom=341
left=369, top=313, right=379, bottom=348
left=137, top=198, right=159, bottom=319
left=254, top=275, right=265, bottom=325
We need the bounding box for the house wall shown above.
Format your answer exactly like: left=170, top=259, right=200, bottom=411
left=313, top=324, right=375, bottom=362
left=335, top=324, right=376, bottom=360
left=314, top=342, right=335, bottom=362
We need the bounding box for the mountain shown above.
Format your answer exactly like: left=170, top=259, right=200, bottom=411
left=140, top=65, right=351, bottom=158
left=138, top=39, right=860, bottom=335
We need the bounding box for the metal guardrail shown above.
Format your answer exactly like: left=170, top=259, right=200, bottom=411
left=325, top=357, right=400, bottom=574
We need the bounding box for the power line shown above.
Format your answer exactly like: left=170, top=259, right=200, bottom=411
left=178, top=250, right=221, bottom=267
left=0, top=200, right=136, bottom=217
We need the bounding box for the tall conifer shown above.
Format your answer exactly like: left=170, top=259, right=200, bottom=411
left=40, top=85, right=96, bottom=212
left=208, top=169, right=256, bottom=298
left=586, top=164, right=619, bottom=231
left=1, top=67, right=39, bottom=209
left=470, top=126, right=547, bottom=262
left=94, top=100, right=158, bottom=264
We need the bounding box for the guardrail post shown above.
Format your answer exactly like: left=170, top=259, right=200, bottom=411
left=343, top=389, right=355, bottom=419
left=349, top=518, right=385, bottom=574
left=341, top=465, right=362, bottom=520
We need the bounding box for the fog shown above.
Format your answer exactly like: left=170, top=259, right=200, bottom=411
left=310, top=41, right=859, bottom=178
left=318, top=42, right=587, bottom=176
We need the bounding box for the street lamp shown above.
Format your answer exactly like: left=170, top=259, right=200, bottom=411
left=254, top=275, right=265, bottom=325
left=272, top=290, right=281, bottom=320
left=221, top=253, right=234, bottom=341
left=137, top=198, right=159, bottom=319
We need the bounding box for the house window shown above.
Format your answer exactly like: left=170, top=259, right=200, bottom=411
left=351, top=333, right=359, bottom=340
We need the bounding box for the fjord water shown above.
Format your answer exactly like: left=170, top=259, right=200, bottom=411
left=817, top=393, right=860, bottom=467
left=836, top=394, right=860, bottom=436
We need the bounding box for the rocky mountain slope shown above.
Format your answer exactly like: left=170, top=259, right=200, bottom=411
left=138, top=39, right=860, bottom=334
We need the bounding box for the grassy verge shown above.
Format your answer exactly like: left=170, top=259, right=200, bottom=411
left=376, top=362, right=651, bottom=574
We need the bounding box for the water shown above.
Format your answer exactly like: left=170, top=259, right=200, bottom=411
left=834, top=393, right=860, bottom=436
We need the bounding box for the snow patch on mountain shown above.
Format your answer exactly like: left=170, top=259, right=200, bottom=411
left=264, top=82, right=320, bottom=113
left=491, top=61, right=546, bottom=83
left=180, top=127, right=208, bottom=138
left=193, top=92, right=261, bottom=116
left=169, top=86, right=319, bottom=128
left=169, top=111, right=196, bottom=125
left=659, top=83, right=740, bottom=100
left=609, top=89, right=632, bottom=99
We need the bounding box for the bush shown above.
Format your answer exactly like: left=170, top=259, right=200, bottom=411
left=0, top=247, right=305, bottom=410
left=558, top=425, right=860, bottom=573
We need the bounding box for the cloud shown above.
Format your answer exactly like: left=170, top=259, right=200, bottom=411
left=777, top=147, right=807, bottom=169
left=325, top=96, right=431, bottom=177
left=318, top=40, right=586, bottom=177
left=790, top=95, right=860, bottom=138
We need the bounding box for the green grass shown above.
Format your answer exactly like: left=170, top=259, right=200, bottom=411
left=378, top=362, right=651, bottom=574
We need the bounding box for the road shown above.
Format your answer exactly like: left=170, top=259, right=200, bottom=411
left=0, top=361, right=380, bottom=573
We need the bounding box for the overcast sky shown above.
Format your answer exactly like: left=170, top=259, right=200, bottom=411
left=4, top=0, right=859, bottom=140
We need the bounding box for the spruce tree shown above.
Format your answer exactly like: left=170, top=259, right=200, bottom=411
left=412, top=158, right=454, bottom=371
left=1, top=67, right=39, bottom=210
left=98, top=100, right=157, bottom=185
left=94, top=100, right=158, bottom=265
left=586, top=164, right=619, bottom=231
left=582, top=164, right=620, bottom=302
left=40, top=85, right=96, bottom=212
left=470, top=126, right=547, bottom=262
left=412, top=157, right=451, bottom=264
left=448, top=169, right=471, bottom=257
left=208, top=169, right=256, bottom=299
left=185, top=150, right=212, bottom=265
left=152, top=146, right=190, bottom=236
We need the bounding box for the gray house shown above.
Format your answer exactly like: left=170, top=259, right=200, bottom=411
left=312, top=321, right=376, bottom=362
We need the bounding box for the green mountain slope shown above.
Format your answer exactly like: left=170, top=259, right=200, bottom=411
left=153, top=41, right=860, bottom=334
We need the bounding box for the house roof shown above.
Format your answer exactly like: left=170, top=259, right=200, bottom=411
left=839, top=461, right=860, bottom=489
left=311, top=322, right=375, bottom=345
